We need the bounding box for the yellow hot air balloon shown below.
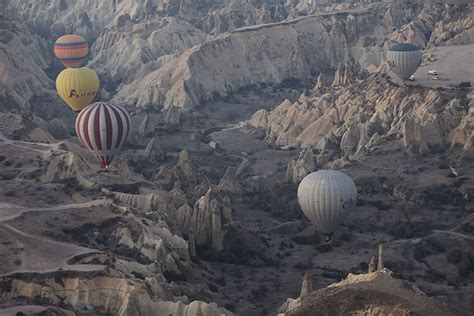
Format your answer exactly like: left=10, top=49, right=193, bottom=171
left=56, top=67, right=99, bottom=112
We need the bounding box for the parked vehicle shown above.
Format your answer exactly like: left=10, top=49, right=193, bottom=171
left=409, top=75, right=415, bottom=81
left=428, top=69, right=438, bottom=75
left=431, top=76, right=440, bottom=80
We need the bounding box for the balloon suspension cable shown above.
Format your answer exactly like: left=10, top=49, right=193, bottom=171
left=323, top=233, right=334, bottom=243
left=98, top=161, right=109, bottom=173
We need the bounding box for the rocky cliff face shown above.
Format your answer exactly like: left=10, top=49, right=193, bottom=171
left=0, top=0, right=366, bottom=107
left=1, top=1, right=473, bottom=315
left=89, top=17, right=207, bottom=95
left=0, top=275, right=231, bottom=316
left=113, top=5, right=381, bottom=110
left=278, top=271, right=469, bottom=315
left=0, top=17, right=53, bottom=103
left=113, top=0, right=473, bottom=113
left=248, top=76, right=471, bottom=178
left=3, top=0, right=472, bottom=117
left=153, top=150, right=211, bottom=198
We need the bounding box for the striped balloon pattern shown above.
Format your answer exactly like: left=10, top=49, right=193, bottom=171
left=75, top=102, right=131, bottom=168
left=297, top=170, right=357, bottom=235
left=54, top=34, right=89, bottom=68
left=386, top=43, right=422, bottom=80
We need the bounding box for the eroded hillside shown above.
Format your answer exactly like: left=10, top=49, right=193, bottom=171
left=0, top=0, right=473, bottom=315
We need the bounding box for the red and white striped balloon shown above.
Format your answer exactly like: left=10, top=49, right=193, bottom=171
left=75, top=102, right=131, bottom=168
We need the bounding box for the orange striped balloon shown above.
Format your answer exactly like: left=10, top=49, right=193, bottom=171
left=54, top=35, right=89, bottom=68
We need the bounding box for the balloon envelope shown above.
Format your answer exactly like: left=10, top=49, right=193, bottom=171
left=386, top=43, right=422, bottom=80
left=75, top=102, right=131, bottom=168
left=56, top=67, right=99, bottom=112
left=297, top=170, right=357, bottom=234
left=54, top=34, right=89, bottom=68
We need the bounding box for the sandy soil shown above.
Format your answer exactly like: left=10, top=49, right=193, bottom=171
left=0, top=201, right=113, bottom=276
left=405, top=44, right=474, bottom=89
left=0, top=223, right=104, bottom=276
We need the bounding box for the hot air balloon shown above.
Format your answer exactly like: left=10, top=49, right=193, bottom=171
left=56, top=67, right=99, bottom=112
left=75, top=102, right=131, bottom=168
left=386, top=43, right=422, bottom=80
left=54, top=35, right=89, bottom=68
left=297, top=170, right=357, bottom=241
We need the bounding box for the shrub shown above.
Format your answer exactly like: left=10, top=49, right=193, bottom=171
left=208, top=283, right=218, bottom=292
left=293, top=258, right=313, bottom=270
left=447, top=248, right=463, bottom=264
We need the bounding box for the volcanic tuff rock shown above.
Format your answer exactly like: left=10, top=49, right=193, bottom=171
left=153, top=150, right=211, bottom=198
left=0, top=0, right=370, bottom=107
left=89, top=17, right=207, bottom=91
left=2, top=0, right=383, bottom=36
left=2, top=1, right=473, bottom=117
left=112, top=215, right=191, bottom=268
left=144, top=137, right=166, bottom=161
left=428, top=3, right=474, bottom=46
left=113, top=149, right=234, bottom=253
left=331, top=63, right=353, bottom=87
left=248, top=76, right=472, bottom=156
left=0, top=276, right=231, bottom=316
left=217, top=166, right=243, bottom=194
left=278, top=271, right=469, bottom=316
left=113, top=7, right=376, bottom=110
left=192, top=188, right=233, bottom=252
left=113, top=1, right=474, bottom=112
left=104, top=147, right=234, bottom=255
left=287, top=148, right=318, bottom=184
left=0, top=18, right=52, bottom=103
left=450, top=105, right=474, bottom=150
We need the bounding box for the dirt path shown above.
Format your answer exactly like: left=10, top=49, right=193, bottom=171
left=0, top=199, right=112, bottom=222
left=432, top=230, right=474, bottom=241
left=233, top=1, right=385, bottom=32
left=0, top=133, right=64, bottom=158
left=0, top=200, right=110, bottom=276
left=0, top=223, right=104, bottom=276
left=406, top=44, right=474, bottom=89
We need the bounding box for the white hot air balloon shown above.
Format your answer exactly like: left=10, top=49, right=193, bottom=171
left=297, top=170, right=357, bottom=241
left=386, top=43, right=422, bottom=80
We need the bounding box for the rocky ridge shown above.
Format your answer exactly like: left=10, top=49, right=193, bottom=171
left=278, top=270, right=470, bottom=315
left=2, top=1, right=473, bottom=120
left=247, top=75, right=472, bottom=183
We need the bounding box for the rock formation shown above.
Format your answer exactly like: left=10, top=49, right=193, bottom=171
left=192, top=188, right=233, bottom=252
left=0, top=1, right=473, bottom=315
left=377, top=243, right=384, bottom=272
left=0, top=17, right=53, bottom=103
left=249, top=76, right=472, bottom=158
left=217, top=166, right=243, bottom=194
left=153, top=150, right=211, bottom=198
left=287, top=148, right=317, bottom=184
left=2, top=0, right=472, bottom=121
left=331, top=63, right=353, bottom=87
left=0, top=276, right=232, bottom=316
left=300, top=272, right=313, bottom=298
left=368, top=255, right=375, bottom=273
left=144, top=138, right=166, bottom=161
left=278, top=267, right=469, bottom=316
